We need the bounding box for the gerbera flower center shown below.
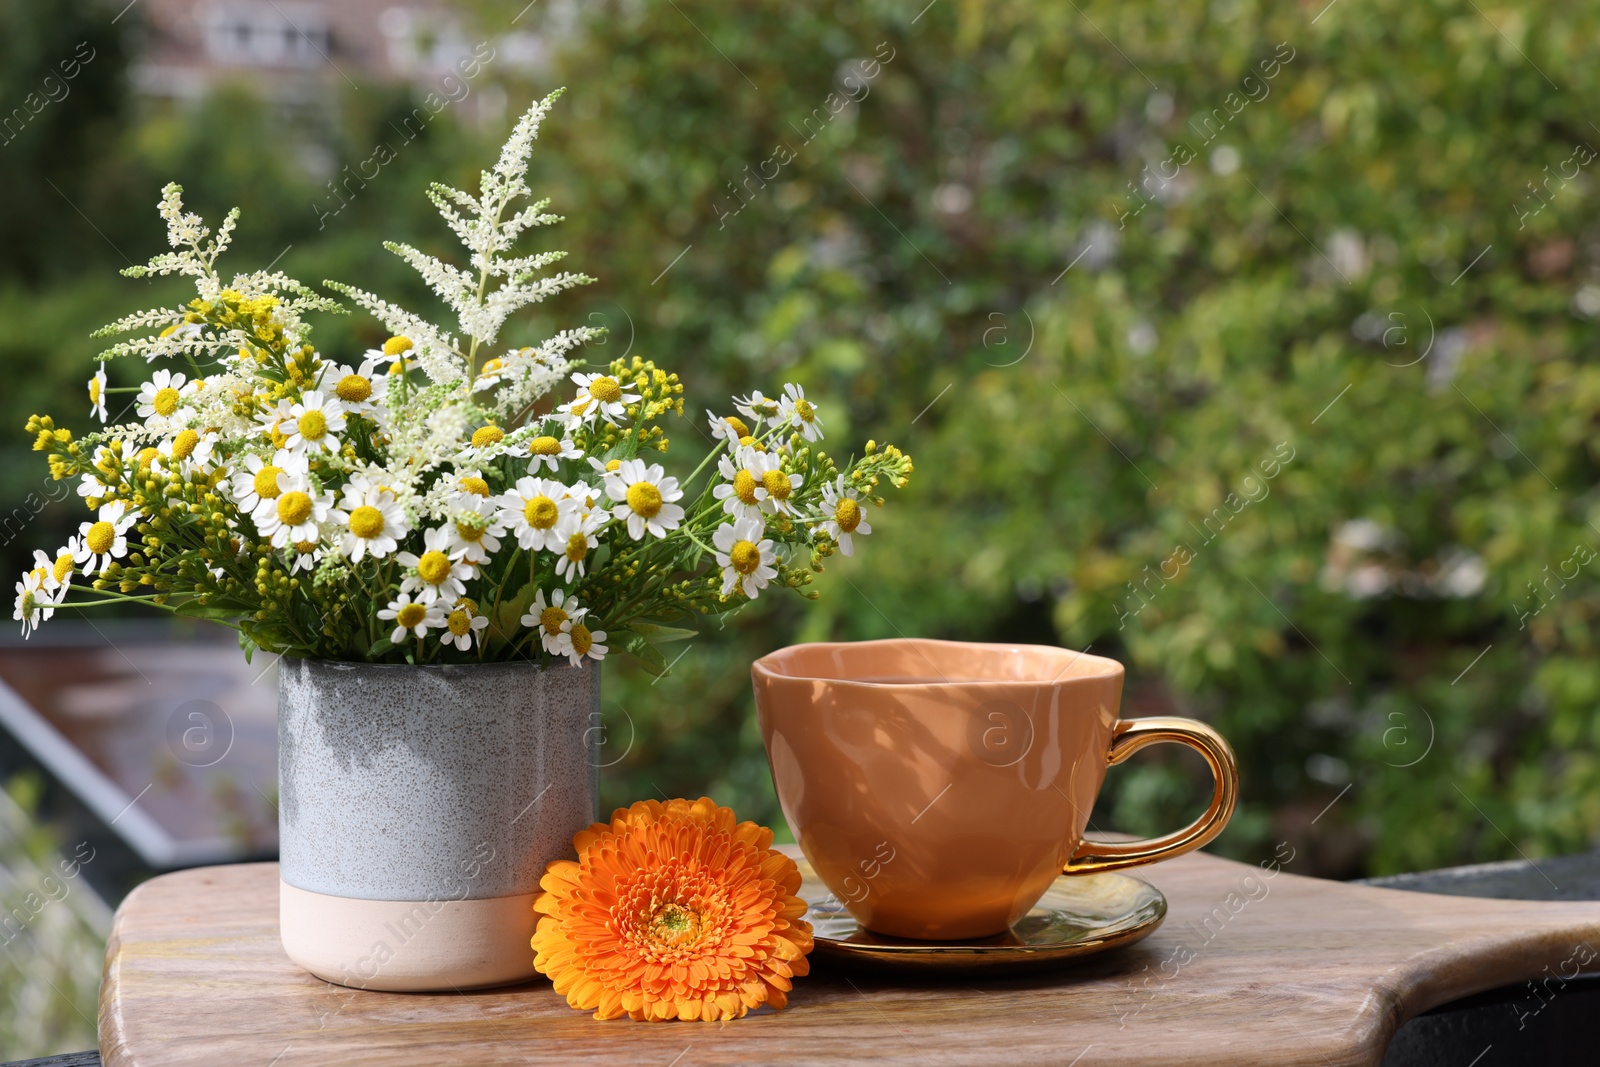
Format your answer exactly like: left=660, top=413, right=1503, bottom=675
left=396, top=603, right=427, bottom=628
left=730, top=541, right=762, bottom=575
left=524, top=495, right=559, bottom=529
left=472, top=426, right=505, bottom=448
left=86, top=522, right=115, bottom=554
left=794, top=398, right=815, bottom=421
left=253, top=465, right=283, bottom=499
left=348, top=505, right=385, bottom=539
left=336, top=374, right=372, bottom=403
left=447, top=610, right=471, bottom=636
left=761, top=469, right=792, bottom=501
left=530, top=435, right=563, bottom=456
left=565, top=533, right=588, bottom=561
left=539, top=606, right=567, bottom=635
left=569, top=622, right=593, bottom=656
left=733, top=469, right=759, bottom=504
left=153, top=387, right=180, bottom=417
left=417, top=550, right=453, bottom=584
left=171, top=429, right=199, bottom=460
left=460, top=476, right=490, bottom=497
left=455, top=521, right=485, bottom=543
left=588, top=376, right=623, bottom=403
left=835, top=497, right=862, bottom=532
left=626, top=482, right=663, bottom=517
left=297, top=410, right=327, bottom=441
left=647, top=902, right=703, bottom=947
left=277, top=491, right=313, bottom=526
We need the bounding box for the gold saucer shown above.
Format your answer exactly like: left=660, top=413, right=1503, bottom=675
left=798, top=857, right=1166, bottom=975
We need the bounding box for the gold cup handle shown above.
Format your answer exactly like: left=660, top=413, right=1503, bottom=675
left=1064, top=716, right=1239, bottom=875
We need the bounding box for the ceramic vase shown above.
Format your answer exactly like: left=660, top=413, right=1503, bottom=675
left=276, top=658, right=598, bottom=991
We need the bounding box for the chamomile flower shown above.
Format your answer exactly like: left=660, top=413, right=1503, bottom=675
left=714, top=517, right=779, bottom=599
left=441, top=598, right=489, bottom=651
left=706, top=410, right=753, bottom=449
left=745, top=449, right=800, bottom=516
left=318, top=360, right=383, bottom=418
left=14, top=570, right=56, bottom=637
left=522, top=588, right=586, bottom=656
left=283, top=391, right=347, bottom=455
left=733, top=389, right=780, bottom=427
left=47, top=543, right=76, bottom=593
left=136, top=369, right=188, bottom=431
left=252, top=471, right=334, bottom=549
left=525, top=430, right=582, bottom=472
left=254, top=398, right=298, bottom=449
left=473, top=355, right=510, bottom=391
left=604, top=459, right=685, bottom=540
left=334, top=476, right=410, bottom=561
left=88, top=366, right=108, bottom=423
left=559, top=371, right=640, bottom=426
left=287, top=540, right=320, bottom=574
left=818, top=477, right=872, bottom=555
left=229, top=450, right=305, bottom=515
left=553, top=509, right=606, bottom=582
left=496, top=476, right=573, bottom=553
left=444, top=494, right=504, bottom=565
left=778, top=382, right=824, bottom=442
left=713, top=447, right=771, bottom=521
left=379, top=593, right=443, bottom=645
left=398, top=527, right=474, bottom=603
left=158, top=428, right=217, bottom=471
left=556, top=616, right=608, bottom=666
left=74, top=500, right=135, bottom=575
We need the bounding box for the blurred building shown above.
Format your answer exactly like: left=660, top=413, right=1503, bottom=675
left=128, top=0, right=546, bottom=108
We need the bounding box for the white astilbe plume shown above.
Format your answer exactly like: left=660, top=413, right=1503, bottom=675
left=327, top=88, right=599, bottom=380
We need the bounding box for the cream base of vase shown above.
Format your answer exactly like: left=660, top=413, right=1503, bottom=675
left=279, top=880, right=540, bottom=992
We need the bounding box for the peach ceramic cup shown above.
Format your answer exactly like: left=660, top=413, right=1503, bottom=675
left=752, top=639, right=1238, bottom=940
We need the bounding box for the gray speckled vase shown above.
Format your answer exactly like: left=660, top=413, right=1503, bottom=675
left=277, top=658, right=598, bottom=991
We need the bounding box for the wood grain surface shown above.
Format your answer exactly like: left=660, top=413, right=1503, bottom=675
left=99, top=847, right=1600, bottom=1066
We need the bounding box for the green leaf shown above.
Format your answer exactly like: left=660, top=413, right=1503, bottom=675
left=611, top=628, right=670, bottom=676
left=629, top=621, right=699, bottom=644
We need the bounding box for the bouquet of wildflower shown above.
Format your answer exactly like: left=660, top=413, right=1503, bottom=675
left=15, top=91, right=912, bottom=669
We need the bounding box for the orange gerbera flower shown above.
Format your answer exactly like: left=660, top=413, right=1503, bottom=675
left=531, top=796, right=814, bottom=1021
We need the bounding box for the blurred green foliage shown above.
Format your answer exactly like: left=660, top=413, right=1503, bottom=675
left=3, top=0, right=1600, bottom=909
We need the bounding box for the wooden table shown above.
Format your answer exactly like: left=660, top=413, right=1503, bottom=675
left=94, top=846, right=1600, bottom=1066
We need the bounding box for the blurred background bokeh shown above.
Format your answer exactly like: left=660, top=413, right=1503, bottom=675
left=5, top=0, right=1600, bottom=1055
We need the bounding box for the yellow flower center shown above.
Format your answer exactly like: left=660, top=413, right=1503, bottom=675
left=171, top=429, right=200, bottom=460
left=569, top=621, right=593, bottom=657
left=396, top=602, right=426, bottom=628
left=336, top=374, right=372, bottom=403
left=835, top=496, right=862, bottom=533
left=136, top=447, right=160, bottom=471
left=479, top=358, right=503, bottom=377
left=276, top=491, right=313, bottom=526
left=152, top=387, right=181, bottom=417
left=293, top=540, right=317, bottom=554
left=460, top=476, right=490, bottom=497
left=253, top=465, right=283, bottom=499
left=724, top=415, right=750, bottom=439
left=648, top=902, right=702, bottom=947
left=388, top=361, right=405, bottom=376
left=540, top=605, right=567, bottom=635
left=29, top=567, right=47, bottom=586
left=523, top=495, right=559, bottom=529
left=733, top=469, right=759, bottom=505
left=269, top=421, right=289, bottom=448
left=588, top=376, right=623, bottom=403
left=530, top=435, right=563, bottom=456
left=730, top=540, right=762, bottom=575
left=455, top=521, right=485, bottom=543
left=86, top=521, right=115, bottom=555
left=89, top=377, right=102, bottom=403
left=53, top=554, right=73, bottom=583
left=472, top=426, right=504, bottom=448
left=297, top=409, right=327, bottom=441
left=605, top=458, right=621, bottom=472
left=447, top=610, right=471, bottom=636
left=626, top=482, right=662, bottom=518
left=348, top=505, right=385, bottom=539
left=565, top=533, right=588, bottom=561
left=761, top=469, right=792, bottom=501
left=383, top=335, right=413, bottom=356
left=416, top=550, right=453, bottom=585
left=794, top=397, right=816, bottom=421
